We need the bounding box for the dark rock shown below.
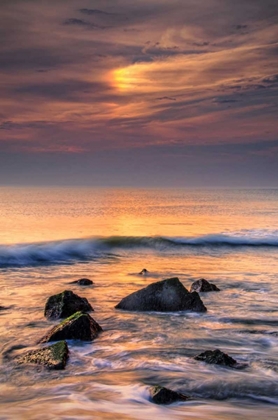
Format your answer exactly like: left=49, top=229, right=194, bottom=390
left=0, top=306, right=9, bottom=311
left=70, top=278, right=94, bottom=286
left=139, top=268, right=149, bottom=275
left=115, top=277, right=206, bottom=312
left=150, top=385, right=190, bottom=405
left=190, top=278, right=220, bottom=293
left=17, top=341, right=69, bottom=370
left=44, top=290, right=93, bottom=320
left=39, top=311, right=102, bottom=343
left=194, top=349, right=237, bottom=367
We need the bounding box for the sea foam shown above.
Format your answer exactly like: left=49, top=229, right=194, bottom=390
left=0, top=231, right=278, bottom=268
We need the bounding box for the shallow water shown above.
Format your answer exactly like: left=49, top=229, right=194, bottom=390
left=0, top=188, right=278, bottom=419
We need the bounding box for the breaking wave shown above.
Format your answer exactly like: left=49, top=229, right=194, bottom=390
left=0, top=232, right=278, bottom=268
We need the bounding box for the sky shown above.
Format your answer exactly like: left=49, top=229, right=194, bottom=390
left=0, top=0, right=277, bottom=187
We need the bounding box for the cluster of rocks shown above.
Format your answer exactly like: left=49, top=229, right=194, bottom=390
left=11, top=273, right=245, bottom=404
left=114, top=275, right=243, bottom=403
left=14, top=283, right=102, bottom=370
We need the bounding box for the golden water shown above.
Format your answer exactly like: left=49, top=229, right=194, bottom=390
left=0, top=187, right=277, bottom=419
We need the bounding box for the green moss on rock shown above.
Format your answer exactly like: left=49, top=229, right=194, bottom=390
left=44, top=290, right=93, bottom=320
left=39, top=311, right=102, bottom=343
left=17, top=341, right=69, bottom=370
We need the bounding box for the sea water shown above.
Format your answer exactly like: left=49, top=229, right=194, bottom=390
left=0, top=187, right=277, bottom=419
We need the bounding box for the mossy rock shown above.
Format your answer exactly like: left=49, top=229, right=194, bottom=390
left=150, top=385, right=191, bottom=405
left=44, top=290, right=93, bottom=320
left=39, top=311, right=102, bottom=343
left=17, top=341, right=69, bottom=370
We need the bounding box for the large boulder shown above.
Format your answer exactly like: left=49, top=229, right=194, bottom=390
left=17, top=341, right=69, bottom=370
left=190, top=278, right=220, bottom=293
left=44, top=290, right=93, bottom=320
left=150, top=386, right=190, bottom=405
left=39, top=311, right=102, bottom=343
left=115, top=277, right=206, bottom=312
left=194, top=349, right=237, bottom=367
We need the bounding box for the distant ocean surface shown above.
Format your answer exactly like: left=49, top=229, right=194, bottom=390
left=0, top=187, right=278, bottom=419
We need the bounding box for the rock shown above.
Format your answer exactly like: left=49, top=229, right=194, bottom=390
left=44, top=290, right=93, bottom=320
left=0, top=306, right=9, bottom=311
left=70, top=278, right=93, bottom=286
left=115, top=277, right=206, bottom=312
left=139, top=268, right=149, bottom=275
left=39, top=311, right=102, bottom=343
left=17, top=341, right=69, bottom=370
left=194, top=349, right=237, bottom=367
left=190, top=278, right=220, bottom=293
left=150, top=385, right=190, bottom=405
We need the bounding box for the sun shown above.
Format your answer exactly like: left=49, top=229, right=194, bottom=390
left=113, top=66, right=138, bottom=91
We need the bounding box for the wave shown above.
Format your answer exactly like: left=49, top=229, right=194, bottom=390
left=0, top=232, right=278, bottom=268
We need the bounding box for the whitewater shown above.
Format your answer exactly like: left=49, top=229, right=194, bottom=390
left=0, top=187, right=278, bottom=419
left=1, top=231, right=278, bottom=267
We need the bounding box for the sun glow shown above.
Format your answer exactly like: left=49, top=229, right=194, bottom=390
left=113, top=67, right=136, bottom=91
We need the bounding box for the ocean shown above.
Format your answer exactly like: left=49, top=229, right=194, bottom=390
left=0, top=187, right=278, bottom=419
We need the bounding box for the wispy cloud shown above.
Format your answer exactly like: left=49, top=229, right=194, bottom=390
left=0, top=0, right=277, bottom=182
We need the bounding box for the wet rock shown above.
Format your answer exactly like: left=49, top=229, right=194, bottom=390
left=70, top=278, right=93, bottom=286
left=150, top=385, right=190, bottom=405
left=39, top=311, right=102, bottom=343
left=44, top=290, right=93, bottom=320
left=139, top=268, right=149, bottom=275
left=17, top=341, right=69, bottom=370
left=115, top=277, right=206, bottom=312
left=190, top=278, right=220, bottom=293
left=194, top=349, right=237, bottom=367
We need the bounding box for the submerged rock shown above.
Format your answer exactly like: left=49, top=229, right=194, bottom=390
left=44, top=290, right=93, bottom=320
left=139, top=268, right=149, bottom=275
left=70, top=278, right=94, bottom=286
left=39, top=311, right=102, bottom=343
left=194, top=349, right=237, bottom=367
left=17, top=341, right=69, bottom=370
left=190, top=278, right=220, bottom=293
left=115, top=277, right=206, bottom=312
left=150, top=385, right=190, bottom=405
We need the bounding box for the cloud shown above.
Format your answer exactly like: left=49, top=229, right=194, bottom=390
left=262, top=74, right=278, bottom=84
left=235, top=24, right=248, bottom=30
left=156, top=96, right=177, bottom=101
left=213, top=98, right=239, bottom=104
left=64, top=18, right=91, bottom=26
left=0, top=47, right=74, bottom=71
left=63, top=18, right=108, bottom=29
left=0, top=0, right=277, bottom=184
left=79, top=9, right=116, bottom=17
left=132, top=56, right=154, bottom=64
left=14, top=79, right=112, bottom=101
